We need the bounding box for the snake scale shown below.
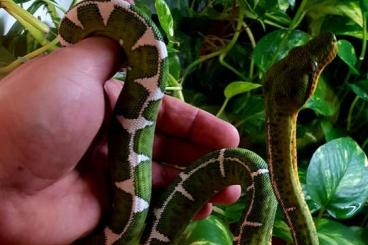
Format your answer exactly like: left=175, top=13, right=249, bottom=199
left=58, top=0, right=337, bottom=244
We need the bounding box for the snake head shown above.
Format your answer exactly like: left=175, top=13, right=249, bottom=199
left=263, top=32, right=337, bottom=113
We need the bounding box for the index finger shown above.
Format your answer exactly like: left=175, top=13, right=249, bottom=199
left=156, top=96, right=240, bottom=150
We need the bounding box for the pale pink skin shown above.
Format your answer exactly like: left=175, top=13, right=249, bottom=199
left=0, top=37, right=240, bottom=245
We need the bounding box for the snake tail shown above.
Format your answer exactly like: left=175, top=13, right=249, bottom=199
left=142, top=149, right=277, bottom=245
left=263, top=33, right=337, bottom=245
left=59, top=0, right=168, bottom=244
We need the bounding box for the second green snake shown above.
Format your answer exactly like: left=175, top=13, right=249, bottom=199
left=58, top=1, right=338, bottom=244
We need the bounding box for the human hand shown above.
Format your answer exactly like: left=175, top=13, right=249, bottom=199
left=0, top=37, right=240, bottom=245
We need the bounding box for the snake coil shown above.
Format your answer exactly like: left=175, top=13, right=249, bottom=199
left=58, top=1, right=337, bottom=244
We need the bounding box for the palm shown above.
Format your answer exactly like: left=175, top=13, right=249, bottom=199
left=0, top=38, right=240, bottom=245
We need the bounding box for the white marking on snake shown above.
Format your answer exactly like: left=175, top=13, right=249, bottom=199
left=286, top=207, right=297, bottom=212
left=179, top=172, right=189, bottom=180
left=251, top=169, right=269, bottom=177
left=153, top=208, right=162, bottom=219
left=219, top=149, right=226, bottom=177
left=247, top=184, right=254, bottom=192
left=134, top=196, right=149, bottom=213
left=57, top=35, right=71, bottom=46
left=117, top=116, right=154, bottom=133
left=233, top=235, right=240, bottom=243
left=149, top=88, right=165, bottom=101
left=115, top=179, right=134, bottom=194
left=131, top=28, right=168, bottom=60
left=225, top=156, right=261, bottom=243
left=149, top=230, right=170, bottom=243
left=266, top=119, right=297, bottom=241
left=111, top=0, right=131, bottom=9
left=128, top=152, right=150, bottom=167
left=145, top=158, right=219, bottom=244
left=67, top=7, right=84, bottom=29
left=176, top=184, right=194, bottom=201
left=157, top=41, right=168, bottom=59
left=244, top=221, right=262, bottom=227
left=132, top=27, right=156, bottom=50
left=104, top=227, right=120, bottom=245
left=135, top=73, right=160, bottom=94
left=96, top=2, right=115, bottom=26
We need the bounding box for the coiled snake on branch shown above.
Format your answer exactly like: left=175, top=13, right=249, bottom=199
left=58, top=0, right=337, bottom=244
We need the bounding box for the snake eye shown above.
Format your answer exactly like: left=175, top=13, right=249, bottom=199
left=308, top=60, right=318, bottom=74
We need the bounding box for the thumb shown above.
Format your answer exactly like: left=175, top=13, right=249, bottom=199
left=0, top=37, right=121, bottom=192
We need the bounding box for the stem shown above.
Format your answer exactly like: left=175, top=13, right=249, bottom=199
left=218, top=7, right=244, bottom=78
left=362, top=138, right=368, bottom=150
left=0, top=38, right=58, bottom=74
left=347, top=96, right=359, bottom=132
left=167, top=73, right=185, bottom=101
left=11, top=10, right=48, bottom=45
left=242, top=22, right=256, bottom=80
left=181, top=3, right=248, bottom=85
left=219, top=57, right=246, bottom=79
left=216, top=98, right=229, bottom=117
left=1, top=0, right=49, bottom=33
left=346, top=8, right=367, bottom=132
left=180, top=49, right=223, bottom=85
left=358, top=11, right=367, bottom=64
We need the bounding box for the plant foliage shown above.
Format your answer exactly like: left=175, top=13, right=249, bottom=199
left=1, top=0, right=368, bottom=244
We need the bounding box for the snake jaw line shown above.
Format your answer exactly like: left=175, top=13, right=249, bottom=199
left=264, top=32, right=337, bottom=113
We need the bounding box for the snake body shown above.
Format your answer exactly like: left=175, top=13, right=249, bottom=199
left=263, top=33, right=337, bottom=245
left=58, top=1, right=337, bottom=244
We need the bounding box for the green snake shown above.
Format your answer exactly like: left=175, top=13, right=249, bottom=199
left=58, top=0, right=337, bottom=244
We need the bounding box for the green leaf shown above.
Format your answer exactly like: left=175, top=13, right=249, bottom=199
left=273, top=219, right=292, bottom=242
left=317, top=219, right=366, bottom=245
left=218, top=200, right=246, bottom=223
left=320, top=120, right=347, bottom=142
left=168, top=53, right=181, bottom=79
left=306, top=137, right=368, bottom=219
left=155, top=0, right=174, bottom=39
left=351, top=226, right=368, bottom=244
left=178, top=216, right=233, bottom=245
left=349, top=80, right=368, bottom=101
left=253, top=30, right=310, bottom=72
left=337, top=40, right=360, bottom=75
left=304, top=77, right=339, bottom=116
left=360, top=0, right=368, bottom=16
left=224, top=81, right=262, bottom=99
left=321, top=15, right=365, bottom=39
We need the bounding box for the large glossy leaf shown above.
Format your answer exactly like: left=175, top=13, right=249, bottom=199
left=155, top=0, right=174, bottom=40
left=317, top=219, right=366, bottom=245
left=178, top=215, right=233, bottom=245
left=351, top=226, right=368, bottom=244
left=224, top=81, right=262, bottom=100
left=337, top=40, right=359, bottom=75
left=360, top=0, right=368, bottom=16
left=306, top=137, right=368, bottom=219
left=273, top=219, right=292, bottom=242
left=349, top=79, right=368, bottom=101
left=321, top=15, right=365, bottom=39
left=253, top=30, right=309, bottom=72
left=304, top=77, right=339, bottom=116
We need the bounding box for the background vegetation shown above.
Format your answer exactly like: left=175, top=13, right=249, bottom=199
left=1, top=0, right=368, bottom=244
